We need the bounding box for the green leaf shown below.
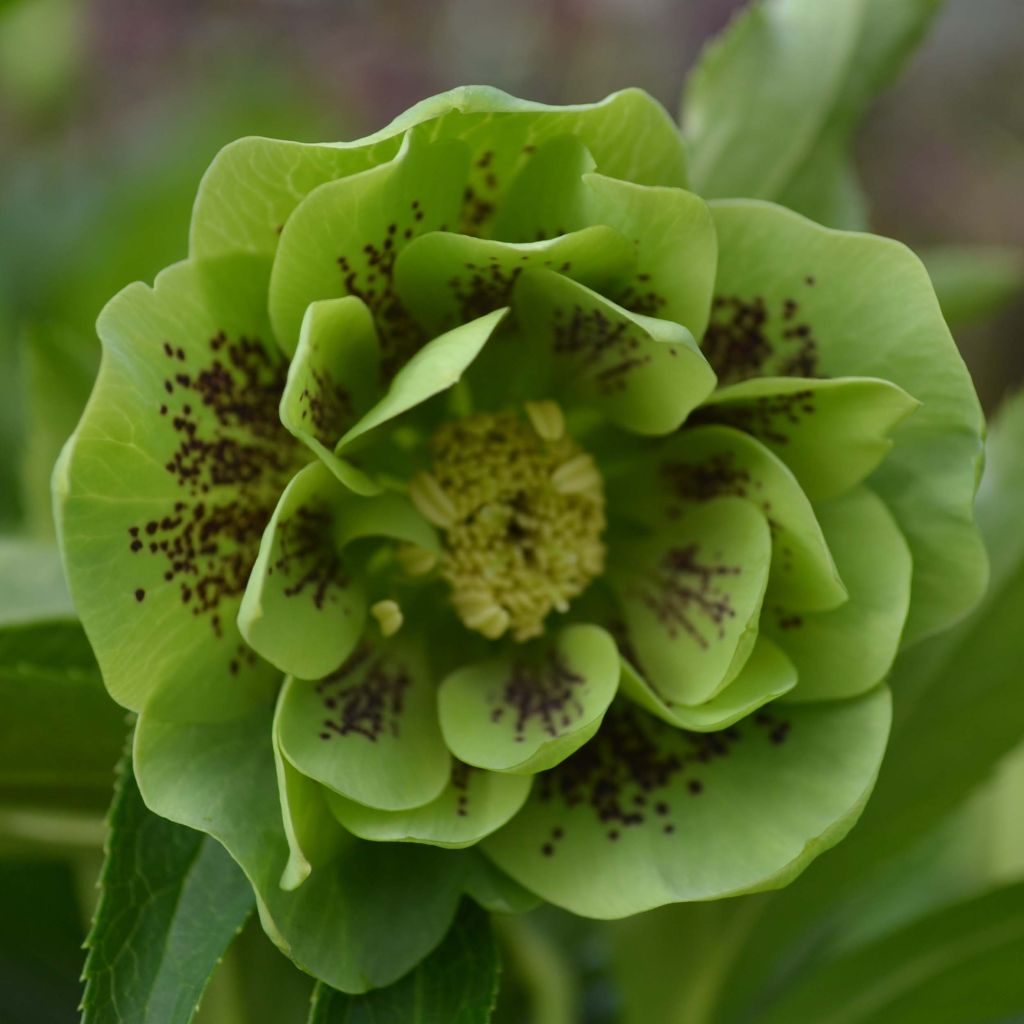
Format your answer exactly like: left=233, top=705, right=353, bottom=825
left=0, top=621, right=124, bottom=812
left=134, top=706, right=468, bottom=993
left=483, top=686, right=891, bottom=918
left=437, top=624, right=620, bottom=775
left=54, top=256, right=291, bottom=720
left=82, top=747, right=255, bottom=1024
left=683, top=0, right=942, bottom=228
left=307, top=900, right=499, bottom=1024
left=758, top=882, right=1024, bottom=1024
left=921, top=245, right=1024, bottom=329
left=708, top=200, right=986, bottom=643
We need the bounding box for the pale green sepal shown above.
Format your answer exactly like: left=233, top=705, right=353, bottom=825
left=462, top=853, right=542, bottom=914
left=700, top=376, right=918, bottom=502
left=273, top=696, right=344, bottom=891
left=53, top=256, right=292, bottom=721
left=628, top=424, right=846, bottom=610
left=335, top=308, right=509, bottom=453
left=578, top=173, right=717, bottom=339
left=268, top=128, right=471, bottom=356
left=771, top=487, right=911, bottom=702
left=280, top=296, right=381, bottom=460
left=134, top=707, right=467, bottom=993
left=393, top=226, right=634, bottom=336
left=238, top=462, right=365, bottom=681
left=620, top=635, right=797, bottom=733
left=277, top=635, right=450, bottom=811
left=324, top=762, right=531, bottom=849
left=483, top=686, right=892, bottom=918
left=611, top=497, right=772, bottom=706
left=514, top=269, right=716, bottom=436
left=709, top=200, right=986, bottom=641
left=438, top=624, right=620, bottom=775
left=239, top=460, right=436, bottom=680
left=191, top=87, right=687, bottom=262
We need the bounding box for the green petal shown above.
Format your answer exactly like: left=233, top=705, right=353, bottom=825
left=699, top=376, right=918, bottom=501
left=324, top=762, right=531, bottom=849
left=770, top=487, right=911, bottom=702
left=280, top=296, right=381, bottom=461
left=610, top=497, right=772, bottom=705
left=513, top=269, right=716, bottom=436
left=335, top=306, right=509, bottom=459
left=191, top=87, right=686, bottom=261
left=620, top=635, right=797, bottom=732
left=462, top=853, right=542, bottom=914
left=438, top=624, right=620, bottom=775
left=623, top=425, right=846, bottom=609
left=277, top=635, right=450, bottom=811
left=393, top=226, right=635, bottom=336
left=134, top=707, right=467, bottom=993
left=708, top=200, right=986, bottom=641
left=483, top=687, right=892, bottom=918
left=268, top=128, right=470, bottom=357
left=577, top=173, right=717, bottom=340
left=273, top=696, right=344, bottom=891
left=53, top=257, right=294, bottom=720
left=238, top=461, right=436, bottom=680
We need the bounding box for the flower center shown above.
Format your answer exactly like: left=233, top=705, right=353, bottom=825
left=409, top=403, right=607, bottom=642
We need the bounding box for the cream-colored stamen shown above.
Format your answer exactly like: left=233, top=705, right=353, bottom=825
left=408, top=472, right=457, bottom=528
left=524, top=399, right=565, bottom=441
left=421, top=409, right=607, bottom=642
left=370, top=599, right=404, bottom=637
left=396, top=543, right=438, bottom=577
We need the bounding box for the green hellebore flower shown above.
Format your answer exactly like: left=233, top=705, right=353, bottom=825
left=54, top=86, right=986, bottom=991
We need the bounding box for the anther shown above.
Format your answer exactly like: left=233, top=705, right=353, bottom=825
left=525, top=399, right=565, bottom=441
left=408, top=472, right=457, bottom=528
left=551, top=454, right=602, bottom=497
left=396, top=543, right=438, bottom=576
left=370, top=599, right=404, bottom=638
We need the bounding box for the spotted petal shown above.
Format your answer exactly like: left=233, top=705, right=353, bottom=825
left=53, top=257, right=292, bottom=720
left=770, top=487, right=912, bottom=702
left=483, top=687, right=891, bottom=918
left=238, top=460, right=437, bottom=680
left=623, top=425, right=846, bottom=610
left=325, top=762, right=531, bottom=849
left=708, top=200, right=986, bottom=641
left=698, top=376, right=918, bottom=502
left=620, top=635, right=797, bottom=732
left=438, top=624, right=620, bottom=775
left=277, top=635, right=450, bottom=811
left=610, top=497, right=772, bottom=706
left=513, top=269, right=716, bottom=435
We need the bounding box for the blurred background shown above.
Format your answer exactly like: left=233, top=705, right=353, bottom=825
left=0, top=2, right=1021, bottom=1021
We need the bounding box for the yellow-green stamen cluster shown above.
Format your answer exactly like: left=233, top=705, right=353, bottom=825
left=409, top=407, right=606, bottom=642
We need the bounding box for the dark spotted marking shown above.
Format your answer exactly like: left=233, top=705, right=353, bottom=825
left=754, top=708, right=793, bottom=746
left=297, top=359, right=353, bottom=446
left=703, top=293, right=822, bottom=384
left=551, top=304, right=652, bottom=394
left=452, top=761, right=473, bottom=818
left=616, top=271, right=667, bottom=317
left=490, top=651, right=587, bottom=741
left=535, top=705, right=739, bottom=850
left=336, top=199, right=428, bottom=378
left=316, top=646, right=411, bottom=742
left=693, top=390, right=817, bottom=446
left=127, top=332, right=299, bottom=637
left=272, top=503, right=349, bottom=610
left=634, top=545, right=741, bottom=648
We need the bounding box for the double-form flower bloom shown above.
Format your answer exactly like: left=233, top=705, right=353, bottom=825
left=56, top=87, right=985, bottom=990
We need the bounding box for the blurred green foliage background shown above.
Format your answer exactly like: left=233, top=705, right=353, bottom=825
left=0, top=2, right=1021, bottom=1021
